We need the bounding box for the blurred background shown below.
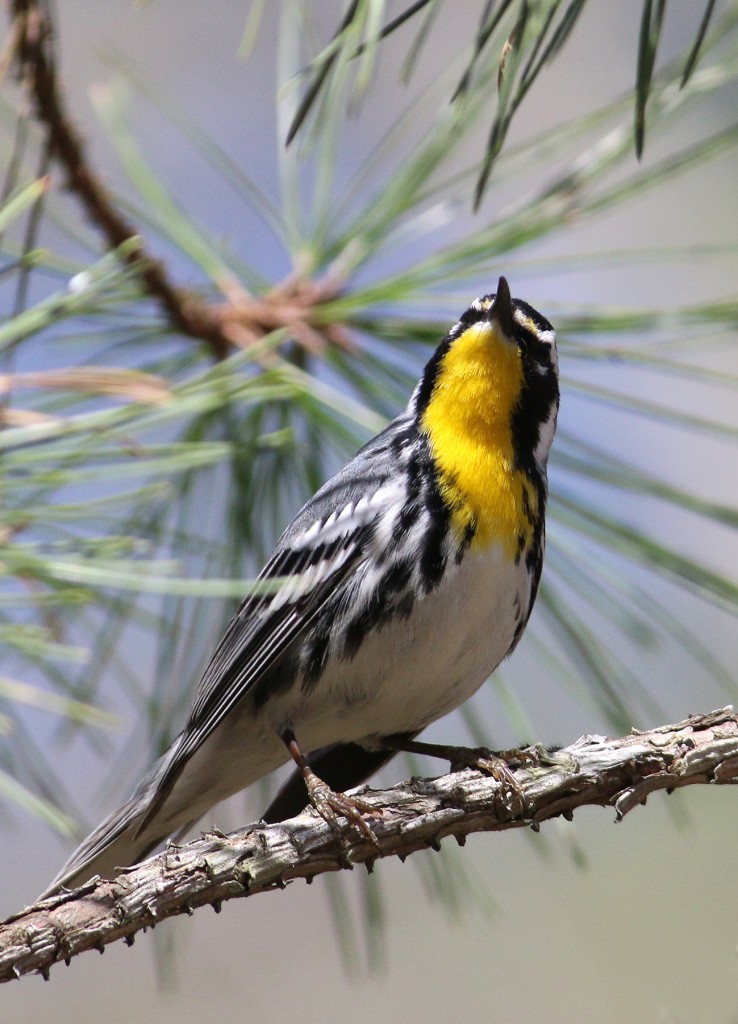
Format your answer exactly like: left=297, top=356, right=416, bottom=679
left=1, top=1, right=738, bottom=1021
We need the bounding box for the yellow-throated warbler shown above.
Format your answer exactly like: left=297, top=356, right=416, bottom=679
left=44, top=277, right=558, bottom=896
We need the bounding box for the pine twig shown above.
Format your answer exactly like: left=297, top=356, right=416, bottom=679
left=8, top=0, right=234, bottom=358
left=7, top=1, right=346, bottom=359
left=2, top=708, right=737, bottom=983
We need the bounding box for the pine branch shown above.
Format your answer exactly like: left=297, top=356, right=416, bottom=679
left=8, top=0, right=232, bottom=358
left=2, top=708, right=736, bottom=984
left=6, top=1, right=346, bottom=359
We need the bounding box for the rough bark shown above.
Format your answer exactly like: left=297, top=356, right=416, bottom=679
left=1, top=708, right=737, bottom=984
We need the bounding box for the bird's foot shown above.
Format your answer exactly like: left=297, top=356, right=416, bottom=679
left=383, top=735, right=539, bottom=816
left=281, top=727, right=381, bottom=845
left=446, top=743, right=578, bottom=813
left=449, top=746, right=528, bottom=816
left=304, top=770, right=380, bottom=845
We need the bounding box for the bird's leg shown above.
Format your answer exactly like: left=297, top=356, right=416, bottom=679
left=380, top=733, right=541, bottom=770
left=381, top=734, right=538, bottom=815
left=280, top=729, right=380, bottom=844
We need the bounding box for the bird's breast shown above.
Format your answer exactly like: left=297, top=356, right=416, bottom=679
left=281, top=541, right=536, bottom=747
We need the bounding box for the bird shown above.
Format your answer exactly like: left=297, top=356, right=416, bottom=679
left=42, top=276, right=559, bottom=897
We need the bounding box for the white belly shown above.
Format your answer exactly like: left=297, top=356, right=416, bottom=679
left=167, top=543, right=532, bottom=827
left=281, top=542, right=532, bottom=746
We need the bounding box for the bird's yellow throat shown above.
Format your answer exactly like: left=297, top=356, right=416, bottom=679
left=420, top=320, right=539, bottom=555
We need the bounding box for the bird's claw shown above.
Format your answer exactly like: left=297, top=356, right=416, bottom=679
left=448, top=746, right=530, bottom=816
left=306, top=775, right=380, bottom=846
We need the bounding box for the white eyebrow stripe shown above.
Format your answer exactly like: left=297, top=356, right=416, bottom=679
left=535, top=329, right=556, bottom=345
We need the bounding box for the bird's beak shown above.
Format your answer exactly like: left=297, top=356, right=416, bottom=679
left=491, top=276, right=514, bottom=338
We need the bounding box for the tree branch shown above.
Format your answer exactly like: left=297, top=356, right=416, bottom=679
left=8, top=0, right=234, bottom=358
left=7, top=1, right=347, bottom=360
left=2, top=708, right=737, bottom=983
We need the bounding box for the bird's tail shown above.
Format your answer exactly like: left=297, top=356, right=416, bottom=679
left=41, top=740, right=405, bottom=899
left=39, top=753, right=186, bottom=900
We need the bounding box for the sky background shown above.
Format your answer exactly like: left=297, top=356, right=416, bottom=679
left=2, top=2, right=738, bottom=1021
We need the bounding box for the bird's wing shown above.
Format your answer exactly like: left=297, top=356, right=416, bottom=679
left=138, top=433, right=410, bottom=830
left=180, top=525, right=370, bottom=749
left=45, top=530, right=370, bottom=893
left=42, top=428, right=412, bottom=895
left=137, top=529, right=369, bottom=828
